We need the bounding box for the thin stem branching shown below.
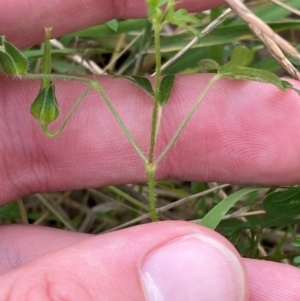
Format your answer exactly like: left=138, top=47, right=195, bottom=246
left=156, top=74, right=221, bottom=165
left=92, top=81, right=147, bottom=163
left=42, top=85, right=92, bottom=137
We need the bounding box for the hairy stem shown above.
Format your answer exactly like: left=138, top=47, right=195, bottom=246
left=146, top=163, right=158, bottom=221
left=156, top=74, right=221, bottom=165
left=41, top=27, right=53, bottom=88
left=92, top=81, right=147, bottom=163
left=22, top=73, right=92, bottom=84
left=148, top=21, right=162, bottom=164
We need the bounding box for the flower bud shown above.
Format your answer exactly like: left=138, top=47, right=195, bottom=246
left=0, top=36, right=28, bottom=75
left=30, top=82, right=59, bottom=126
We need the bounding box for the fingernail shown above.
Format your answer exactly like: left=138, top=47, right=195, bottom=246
left=140, top=234, right=247, bottom=301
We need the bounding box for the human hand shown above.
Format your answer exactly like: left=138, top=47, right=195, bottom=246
left=1, top=0, right=300, bottom=300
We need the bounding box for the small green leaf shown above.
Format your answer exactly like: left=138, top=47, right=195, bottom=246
left=288, top=56, right=300, bottom=66
left=0, top=36, right=28, bottom=75
left=0, top=202, right=20, bottom=222
left=0, top=47, right=18, bottom=75
left=30, top=82, right=59, bottom=126
left=132, top=76, right=154, bottom=96
left=199, top=59, right=219, bottom=73
left=147, top=6, right=162, bottom=20
left=171, top=9, right=201, bottom=24
left=292, top=238, right=300, bottom=248
left=281, top=80, right=300, bottom=95
left=165, top=8, right=200, bottom=35
left=293, top=256, right=300, bottom=264
left=219, top=64, right=289, bottom=90
left=287, top=45, right=300, bottom=66
left=121, top=75, right=154, bottom=97
left=263, top=187, right=300, bottom=217
left=218, top=45, right=300, bottom=93
left=159, top=75, right=175, bottom=106
left=106, top=19, right=119, bottom=32
left=226, top=45, right=256, bottom=67
left=200, top=187, right=259, bottom=230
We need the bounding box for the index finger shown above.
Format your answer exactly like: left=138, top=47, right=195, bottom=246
left=0, top=0, right=224, bottom=48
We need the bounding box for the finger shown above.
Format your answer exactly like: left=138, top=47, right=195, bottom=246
left=0, top=225, right=91, bottom=274
left=0, top=221, right=248, bottom=301
left=244, top=258, right=300, bottom=301
left=1, top=75, right=300, bottom=203
left=0, top=0, right=224, bottom=48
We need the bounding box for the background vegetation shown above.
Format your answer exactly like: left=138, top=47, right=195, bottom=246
left=4, top=0, right=300, bottom=266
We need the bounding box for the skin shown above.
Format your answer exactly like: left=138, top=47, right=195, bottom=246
left=0, top=0, right=300, bottom=300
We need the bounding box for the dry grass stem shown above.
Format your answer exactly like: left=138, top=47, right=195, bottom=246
left=225, top=0, right=300, bottom=80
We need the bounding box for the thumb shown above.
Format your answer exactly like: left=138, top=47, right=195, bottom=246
left=0, top=221, right=248, bottom=301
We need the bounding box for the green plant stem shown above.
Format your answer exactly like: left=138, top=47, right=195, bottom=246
left=22, top=73, right=92, bottom=84
left=22, top=72, right=147, bottom=161
left=107, top=186, right=149, bottom=211
left=16, top=198, right=28, bottom=224
left=155, top=74, right=221, bottom=165
left=42, top=85, right=92, bottom=137
left=148, top=21, right=162, bottom=164
left=42, top=28, right=52, bottom=88
left=155, top=106, right=163, bottom=140
left=92, top=81, right=147, bottom=163
left=36, top=194, right=75, bottom=231
left=145, top=17, right=165, bottom=222
left=146, top=163, right=158, bottom=221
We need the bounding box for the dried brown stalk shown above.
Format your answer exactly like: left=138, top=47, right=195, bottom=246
left=225, top=0, right=300, bottom=80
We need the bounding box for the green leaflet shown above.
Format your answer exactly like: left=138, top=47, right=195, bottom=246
left=216, top=45, right=299, bottom=93
left=219, top=65, right=288, bottom=90
left=106, top=19, right=119, bottom=32
left=0, top=36, right=28, bottom=75
left=199, top=59, right=220, bottom=73
left=159, top=75, right=175, bottom=106
left=120, top=75, right=154, bottom=97
left=224, top=45, right=256, bottom=67
left=201, top=187, right=259, bottom=230
left=263, top=187, right=300, bottom=217
left=116, top=74, right=176, bottom=106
